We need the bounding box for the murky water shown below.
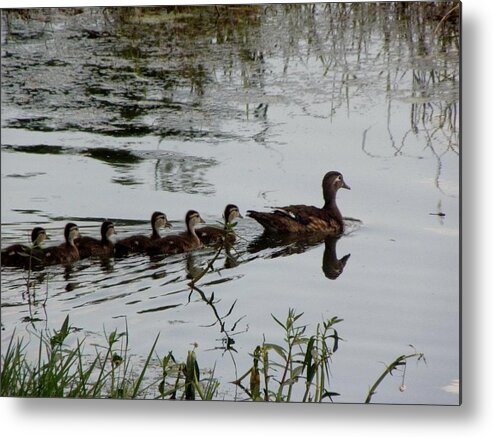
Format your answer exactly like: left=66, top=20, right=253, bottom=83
left=1, top=4, right=459, bottom=404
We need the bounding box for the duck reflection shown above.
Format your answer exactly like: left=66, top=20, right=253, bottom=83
left=321, top=237, right=351, bottom=280
left=247, top=233, right=350, bottom=280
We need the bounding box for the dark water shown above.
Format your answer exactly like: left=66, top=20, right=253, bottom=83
left=1, top=4, right=459, bottom=403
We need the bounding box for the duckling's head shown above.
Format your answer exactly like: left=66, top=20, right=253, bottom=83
left=64, top=223, right=80, bottom=244
left=224, top=204, right=243, bottom=223
left=31, top=227, right=49, bottom=246
left=186, top=210, right=205, bottom=230
left=322, top=171, right=350, bottom=199
left=152, top=211, right=172, bottom=230
left=101, top=221, right=116, bottom=241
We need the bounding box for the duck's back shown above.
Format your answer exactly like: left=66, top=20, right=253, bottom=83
left=44, top=244, right=79, bottom=265
left=115, top=234, right=154, bottom=256
left=248, top=205, right=343, bottom=234
left=196, top=226, right=235, bottom=245
left=2, top=244, right=45, bottom=268
left=76, top=236, right=114, bottom=258
left=147, top=233, right=200, bottom=255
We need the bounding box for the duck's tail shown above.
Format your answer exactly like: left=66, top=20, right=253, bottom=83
left=247, top=210, right=284, bottom=233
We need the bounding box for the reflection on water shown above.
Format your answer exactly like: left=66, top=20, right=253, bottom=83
left=154, top=154, right=217, bottom=195
left=1, top=4, right=458, bottom=148
left=248, top=232, right=350, bottom=280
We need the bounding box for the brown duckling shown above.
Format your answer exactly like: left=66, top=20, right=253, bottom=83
left=75, top=221, right=116, bottom=259
left=114, top=212, right=172, bottom=257
left=247, top=171, right=350, bottom=235
left=1, top=227, right=49, bottom=268
left=196, top=204, right=242, bottom=245
left=43, top=223, right=80, bottom=265
left=147, top=210, right=205, bottom=255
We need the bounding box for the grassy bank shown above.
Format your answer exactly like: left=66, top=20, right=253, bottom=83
left=1, top=311, right=424, bottom=402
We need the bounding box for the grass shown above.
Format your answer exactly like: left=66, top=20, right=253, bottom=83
left=232, top=309, right=343, bottom=402
left=1, top=310, right=424, bottom=402
left=0, top=315, right=218, bottom=400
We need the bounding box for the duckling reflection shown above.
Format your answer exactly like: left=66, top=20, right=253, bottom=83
left=224, top=243, right=240, bottom=269
left=185, top=253, right=203, bottom=281
left=247, top=233, right=350, bottom=280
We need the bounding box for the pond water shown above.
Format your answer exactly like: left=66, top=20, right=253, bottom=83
left=1, top=4, right=460, bottom=404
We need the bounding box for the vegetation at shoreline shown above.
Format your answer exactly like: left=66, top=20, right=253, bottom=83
left=1, top=311, right=425, bottom=401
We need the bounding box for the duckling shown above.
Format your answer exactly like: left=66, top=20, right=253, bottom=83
left=43, top=223, right=80, bottom=265
left=196, top=204, right=242, bottom=245
left=247, top=171, right=350, bottom=235
left=75, top=221, right=116, bottom=259
left=1, top=227, right=49, bottom=268
left=147, top=210, right=205, bottom=255
left=114, top=212, right=172, bottom=256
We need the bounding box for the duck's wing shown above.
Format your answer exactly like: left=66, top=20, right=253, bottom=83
left=271, top=205, right=326, bottom=224
left=248, top=205, right=341, bottom=234
left=115, top=235, right=151, bottom=255
left=248, top=205, right=316, bottom=233
left=196, top=226, right=224, bottom=244
left=147, top=233, right=190, bottom=254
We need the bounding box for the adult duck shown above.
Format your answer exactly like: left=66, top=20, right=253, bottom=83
left=196, top=204, right=242, bottom=245
left=76, top=221, right=116, bottom=259
left=247, top=171, right=350, bottom=235
left=1, top=227, right=49, bottom=268
left=147, top=210, right=205, bottom=255
left=43, top=223, right=80, bottom=265
left=114, top=211, right=172, bottom=256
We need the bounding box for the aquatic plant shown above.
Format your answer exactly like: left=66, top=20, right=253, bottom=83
left=233, top=309, right=343, bottom=402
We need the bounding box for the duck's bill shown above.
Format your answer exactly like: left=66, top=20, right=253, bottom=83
left=342, top=181, right=351, bottom=190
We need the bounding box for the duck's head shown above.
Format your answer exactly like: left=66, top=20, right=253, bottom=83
left=186, top=210, right=205, bottom=230
left=64, top=223, right=80, bottom=244
left=101, top=221, right=116, bottom=241
left=224, top=204, right=243, bottom=224
left=322, top=171, right=350, bottom=201
left=31, top=227, right=49, bottom=246
left=152, top=211, right=172, bottom=230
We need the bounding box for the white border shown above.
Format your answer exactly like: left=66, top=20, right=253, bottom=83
left=2, top=0, right=490, bottom=436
